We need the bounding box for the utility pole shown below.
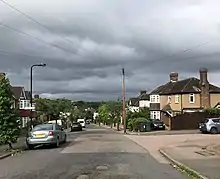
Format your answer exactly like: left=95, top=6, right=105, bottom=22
left=122, top=68, right=126, bottom=134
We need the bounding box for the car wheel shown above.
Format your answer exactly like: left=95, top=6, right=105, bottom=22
left=27, top=143, right=34, bottom=150
left=210, top=127, right=218, bottom=134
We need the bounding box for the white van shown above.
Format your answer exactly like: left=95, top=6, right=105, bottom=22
left=77, top=119, right=86, bottom=128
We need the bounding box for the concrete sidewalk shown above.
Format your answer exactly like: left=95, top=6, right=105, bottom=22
left=161, top=142, right=220, bottom=179
left=0, top=137, right=26, bottom=159
left=126, top=133, right=220, bottom=179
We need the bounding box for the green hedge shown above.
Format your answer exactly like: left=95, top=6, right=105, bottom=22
left=128, top=117, right=149, bottom=132
left=204, top=108, right=220, bottom=115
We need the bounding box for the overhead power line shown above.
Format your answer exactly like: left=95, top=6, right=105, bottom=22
left=0, top=0, right=79, bottom=49
left=0, top=21, right=76, bottom=55
left=0, top=0, right=217, bottom=62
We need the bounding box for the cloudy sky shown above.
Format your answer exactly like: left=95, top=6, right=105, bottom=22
left=1, top=0, right=220, bottom=101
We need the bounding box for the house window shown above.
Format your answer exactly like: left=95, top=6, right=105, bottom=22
left=19, top=100, right=30, bottom=109
left=150, top=95, right=159, bottom=103
left=175, top=95, right=180, bottom=104
left=156, top=95, right=159, bottom=103
left=152, top=95, right=155, bottom=102
left=150, top=95, right=155, bottom=103
left=168, top=96, right=171, bottom=103
left=156, top=111, right=160, bottom=119
left=22, top=117, right=29, bottom=128
left=189, top=94, right=195, bottom=103
left=153, top=111, right=157, bottom=119
left=151, top=111, right=160, bottom=119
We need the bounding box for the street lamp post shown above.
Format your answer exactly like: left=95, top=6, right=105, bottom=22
left=30, top=63, right=46, bottom=129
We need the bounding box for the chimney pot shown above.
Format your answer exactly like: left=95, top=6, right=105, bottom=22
left=170, top=72, right=178, bottom=82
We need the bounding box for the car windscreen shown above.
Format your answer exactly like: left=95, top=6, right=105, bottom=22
left=72, top=122, right=80, bottom=125
left=33, top=124, right=53, bottom=131
left=79, top=121, right=84, bottom=123
left=152, top=119, right=163, bottom=124
left=201, top=119, right=209, bottom=123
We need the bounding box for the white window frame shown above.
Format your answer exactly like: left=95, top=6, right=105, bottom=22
left=156, top=111, right=160, bottom=119
left=150, top=95, right=159, bottom=103
left=19, top=100, right=30, bottom=109
left=22, top=117, right=29, bottom=128
left=156, top=95, right=160, bottom=103
left=175, top=95, right=179, bottom=104
left=168, top=96, right=171, bottom=103
left=189, top=93, right=195, bottom=104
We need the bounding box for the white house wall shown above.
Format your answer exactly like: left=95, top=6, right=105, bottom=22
left=139, top=100, right=150, bottom=108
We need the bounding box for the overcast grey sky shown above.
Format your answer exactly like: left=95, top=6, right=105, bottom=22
left=1, top=0, right=220, bottom=101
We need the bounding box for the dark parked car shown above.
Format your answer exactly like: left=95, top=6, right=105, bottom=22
left=71, top=122, right=82, bottom=132
left=150, top=119, right=165, bottom=130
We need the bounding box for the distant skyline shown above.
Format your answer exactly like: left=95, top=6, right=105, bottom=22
left=1, top=0, right=220, bottom=101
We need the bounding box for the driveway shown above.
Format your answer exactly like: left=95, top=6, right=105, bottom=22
left=0, top=125, right=186, bottom=179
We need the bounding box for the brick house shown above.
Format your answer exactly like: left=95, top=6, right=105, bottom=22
left=11, top=86, right=35, bottom=127
left=128, top=90, right=150, bottom=112
left=149, top=68, right=220, bottom=121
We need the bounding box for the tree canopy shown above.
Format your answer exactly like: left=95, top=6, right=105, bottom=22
left=0, top=75, right=20, bottom=147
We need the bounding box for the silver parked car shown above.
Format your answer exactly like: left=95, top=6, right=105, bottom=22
left=199, top=118, right=220, bottom=134
left=26, top=123, right=67, bottom=149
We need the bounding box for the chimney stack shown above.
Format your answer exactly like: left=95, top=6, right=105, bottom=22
left=140, top=90, right=146, bottom=96
left=199, top=68, right=210, bottom=108
left=34, top=94, right=40, bottom=99
left=170, top=72, right=178, bottom=82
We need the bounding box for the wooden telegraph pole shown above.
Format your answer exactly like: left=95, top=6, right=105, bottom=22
left=122, top=68, right=126, bottom=134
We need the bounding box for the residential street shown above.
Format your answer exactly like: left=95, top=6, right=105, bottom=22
left=0, top=125, right=186, bottom=179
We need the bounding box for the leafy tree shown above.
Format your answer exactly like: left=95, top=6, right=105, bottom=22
left=98, top=104, right=109, bottom=125
left=127, top=107, right=150, bottom=131
left=0, top=75, right=20, bottom=148
left=107, top=101, right=122, bottom=130
left=97, top=101, right=122, bottom=130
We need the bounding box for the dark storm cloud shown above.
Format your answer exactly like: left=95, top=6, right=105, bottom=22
left=1, top=0, right=220, bottom=100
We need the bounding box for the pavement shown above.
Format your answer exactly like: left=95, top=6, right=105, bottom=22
left=0, top=124, right=187, bottom=179
left=126, top=132, right=220, bottom=179
left=0, top=137, right=26, bottom=158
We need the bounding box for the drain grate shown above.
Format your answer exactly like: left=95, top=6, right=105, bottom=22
left=195, top=150, right=215, bottom=156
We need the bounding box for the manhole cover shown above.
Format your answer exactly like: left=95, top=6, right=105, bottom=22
left=96, top=165, right=108, bottom=170
left=76, top=174, right=89, bottom=179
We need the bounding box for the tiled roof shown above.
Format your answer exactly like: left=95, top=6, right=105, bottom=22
left=150, top=84, right=167, bottom=95
left=150, top=77, right=220, bottom=95
left=160, top=77, right=220, bottom=95
left=128, top=98, right=139, bottom=107
left=162, top=104, right=172, bottom=111
left=25, top=91, right=31, bottom=100
left=138, top=93, right=150, bottom=100
left=10, top=86, right=23, bottom=99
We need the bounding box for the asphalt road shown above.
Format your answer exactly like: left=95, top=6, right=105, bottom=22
left=0, top=125, right=187, bottom=179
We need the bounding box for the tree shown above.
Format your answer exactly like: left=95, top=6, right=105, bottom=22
left=97, top=101, right=122, bottom=130
left=98, top=104, right=109, bottom=125
left=0, top=75, right=20, bottom=149
left=107, top=101, right=122, bottom=130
